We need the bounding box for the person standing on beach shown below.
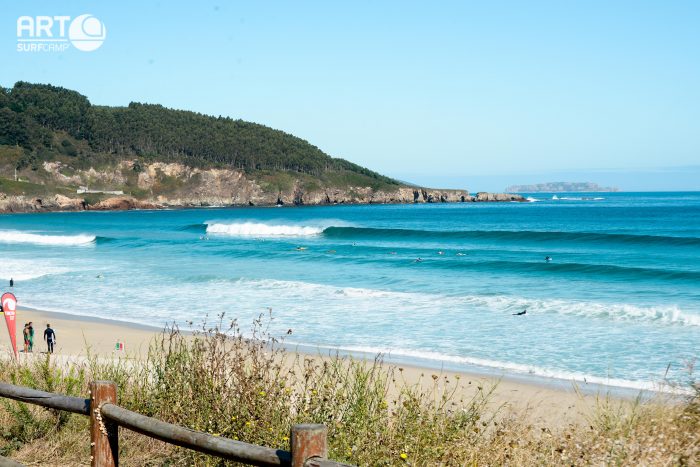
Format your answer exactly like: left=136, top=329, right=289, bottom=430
left=28, top=322, right=35, bottom=352
left=44, top=324, right=56, bottom=354
left=23, top=323, right=30, bottom=353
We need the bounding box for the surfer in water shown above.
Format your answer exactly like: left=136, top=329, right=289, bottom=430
left=414, top=257, right=423, bottom=263
left=512, top=309, right=527, bottom=316
left=545, top=256, right=552, bottom=262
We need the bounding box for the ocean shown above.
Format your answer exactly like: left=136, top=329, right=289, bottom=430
left=1, top=192, right=698, bottom=392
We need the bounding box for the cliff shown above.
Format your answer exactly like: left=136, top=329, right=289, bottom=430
left=0, top=160, right=525, bottom=213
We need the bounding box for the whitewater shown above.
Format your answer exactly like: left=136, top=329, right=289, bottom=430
left=0, top=192, right=698, bottom=392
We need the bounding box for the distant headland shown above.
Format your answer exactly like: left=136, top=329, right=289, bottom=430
left=0, top=82, right=525, bottom=212
left=505, top=182, right=619, bottom=193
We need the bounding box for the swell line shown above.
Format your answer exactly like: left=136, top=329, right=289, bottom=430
left=322, top=227, right=700, bottom=247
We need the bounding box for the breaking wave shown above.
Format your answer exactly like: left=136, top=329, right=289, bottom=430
left=0, top=230, right=96, bottom=246
left=206, top=222, right=324, bottom=237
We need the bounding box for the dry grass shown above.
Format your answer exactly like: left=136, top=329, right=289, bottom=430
left=0, top=314, right=698, bottom=466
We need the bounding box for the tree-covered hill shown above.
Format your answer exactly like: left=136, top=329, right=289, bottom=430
left=0, top=81, right=397, bottom=185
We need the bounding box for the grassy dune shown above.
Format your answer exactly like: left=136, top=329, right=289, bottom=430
left=0, top=316, right=697, bottom=466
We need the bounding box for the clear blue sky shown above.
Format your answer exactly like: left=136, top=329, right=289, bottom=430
left=3, top=1, right=699, bottom=190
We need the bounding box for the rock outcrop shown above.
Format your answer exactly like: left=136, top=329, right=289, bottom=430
left=0, top=194, right=86, bottom=212
left=88, top=196, right=160, bottom=211
left=474, top=192, right=527, bottom=202
left=1, top=160, right=526, bottom=213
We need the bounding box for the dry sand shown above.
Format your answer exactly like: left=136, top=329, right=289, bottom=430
left=1, top=307, right=630, bottom=429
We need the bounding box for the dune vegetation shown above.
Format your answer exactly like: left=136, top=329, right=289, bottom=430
left=0, top=315, right=697, bottom=466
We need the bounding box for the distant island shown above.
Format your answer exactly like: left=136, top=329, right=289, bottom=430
left=0, top=82, right=524, bottom=212
left=505, top=182, right=619, bottom=193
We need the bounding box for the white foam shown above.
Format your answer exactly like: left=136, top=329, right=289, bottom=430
left=206, top=222, right=324, bottom=237
left=0, top=230, right=95, bottom=246
left=306, top=344, right=691, bottom=394
left=236, top=278, right=700, bottom=327
left=0, top=259, right=71, bottom=281
left=18, top=275, right=697, bottom=391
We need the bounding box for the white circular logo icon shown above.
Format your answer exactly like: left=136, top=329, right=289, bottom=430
left=69, top=14, right=106, bottom=52
left=2, top=296, right=16, bottom=313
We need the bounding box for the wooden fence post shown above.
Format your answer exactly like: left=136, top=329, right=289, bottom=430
left=291, top=424, right=327, bottom=467
left=90, top=381, right=118, bottom=467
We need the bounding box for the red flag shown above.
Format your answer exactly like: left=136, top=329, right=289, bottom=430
left=1, top=292, right=18, bottom=358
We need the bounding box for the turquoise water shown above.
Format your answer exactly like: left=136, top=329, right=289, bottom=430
left=1, top=192, right=698, bottom=391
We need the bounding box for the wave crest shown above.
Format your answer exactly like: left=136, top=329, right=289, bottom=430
left=0, top=230, right=96, bottom=246
left=206, top=222, right=324, bottom=237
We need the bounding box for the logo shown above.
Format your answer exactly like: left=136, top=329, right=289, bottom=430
left=1, top=293, right=16, bottom=317
left=17, top=14, right=107, bottom=53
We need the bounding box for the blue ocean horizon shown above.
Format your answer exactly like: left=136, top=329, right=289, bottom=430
left=1, top=192, right=698, bottom=393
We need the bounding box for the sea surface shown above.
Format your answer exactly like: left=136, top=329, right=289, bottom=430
left=1, top=192, right=698, bottom=392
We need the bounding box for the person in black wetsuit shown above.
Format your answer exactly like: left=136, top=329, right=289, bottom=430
left=44, top=324, right=56, bottom=354
left=9, top=278, right=13, bottom=288
left=512, top=309, right=527, bottom=316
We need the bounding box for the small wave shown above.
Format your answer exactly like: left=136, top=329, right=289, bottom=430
left=552, top=196, right=605, bottom=201
left=311, top=344, right=690, bottom=394
left=321, top=226, right=700, bottom=247
left=526, top=197, right=541, bottom=202
left=206, top=222, right=324, bottom=237
left=0, top=230, right=96, bottom=246
left=433, top=259, right=700, bottom=284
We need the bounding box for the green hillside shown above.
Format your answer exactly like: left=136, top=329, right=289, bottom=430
left=0, top=81, right=398, bottom=190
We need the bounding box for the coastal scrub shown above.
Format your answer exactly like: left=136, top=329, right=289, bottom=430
left=0, top=315, right=697, bottom=465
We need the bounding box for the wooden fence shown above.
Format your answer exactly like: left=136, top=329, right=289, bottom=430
left=0, top=381, right=351, bottom=467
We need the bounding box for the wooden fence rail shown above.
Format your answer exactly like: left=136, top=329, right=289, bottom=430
left=0, top=381, right=351, bottom=467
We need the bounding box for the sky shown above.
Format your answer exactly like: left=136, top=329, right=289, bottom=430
left=2, top=0, right=699, bottom=191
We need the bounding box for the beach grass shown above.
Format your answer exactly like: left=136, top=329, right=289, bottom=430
left=0, top=314, right=697, bottom=466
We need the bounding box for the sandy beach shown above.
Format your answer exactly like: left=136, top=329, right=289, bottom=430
left=0, top=307, right=626, bottom=430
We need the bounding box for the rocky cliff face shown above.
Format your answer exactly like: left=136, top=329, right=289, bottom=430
left=0, top=161, right=525, bottom=213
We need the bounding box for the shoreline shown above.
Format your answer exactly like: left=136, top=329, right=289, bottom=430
left=0, top=191, right=528, bottom=215
left=4, top=306, right=682, bottom=429
left=13, top=305, right=679, bottom=400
